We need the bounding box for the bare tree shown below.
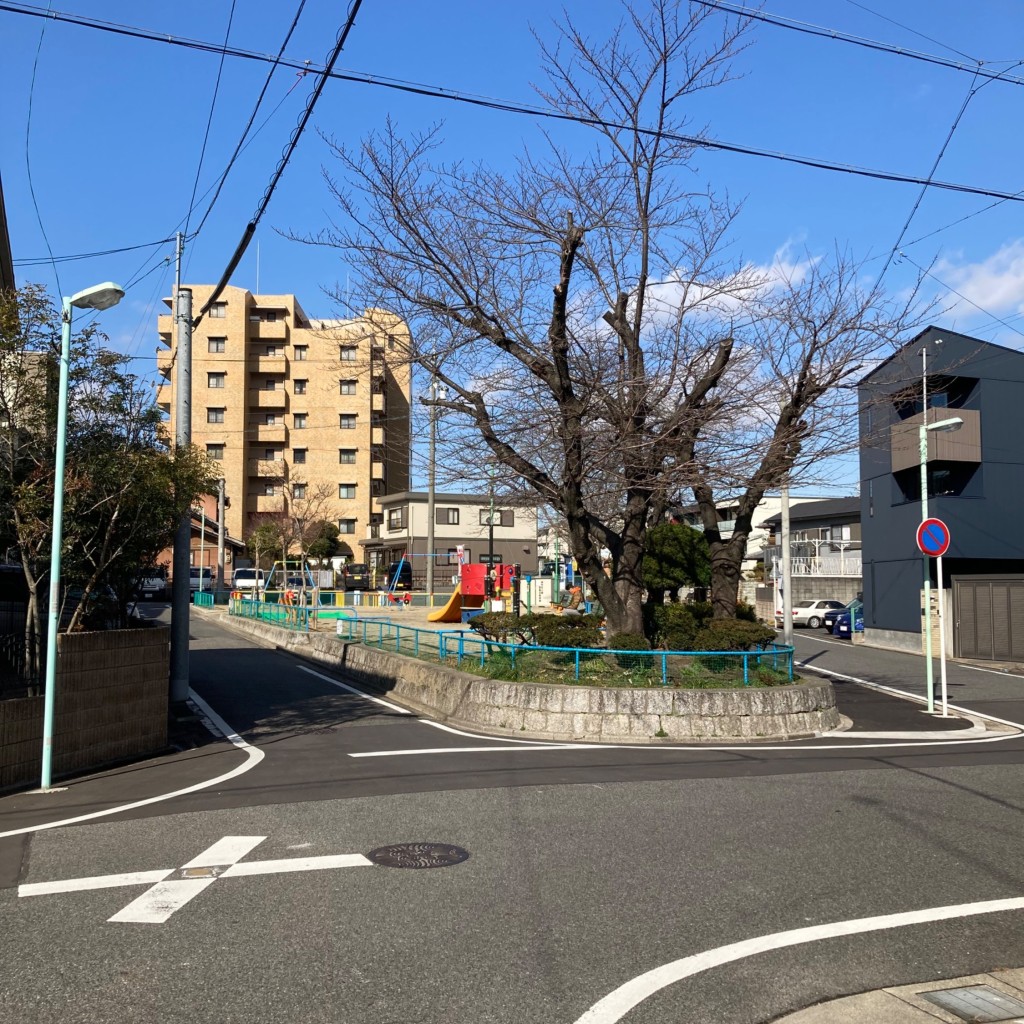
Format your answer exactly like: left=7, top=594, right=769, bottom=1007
left=298, top=0, right=923, bottom=634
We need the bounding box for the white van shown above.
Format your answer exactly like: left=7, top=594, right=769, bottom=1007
left=232, top=567, right=266, bottom=593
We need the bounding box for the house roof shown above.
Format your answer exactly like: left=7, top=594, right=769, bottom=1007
left=761, top=496, right=860, bottom=527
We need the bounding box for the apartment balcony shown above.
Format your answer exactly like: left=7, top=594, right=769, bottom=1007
left=157, top=314, right=172, bottom=346
left=765, top=543, right=862, bottom=578
left=157, top=349, right=174, bottom=376
left=253, top=424, right=287, bottom=444
left=246, top=494, right=284, bottom=514
left=247, top=458, right=286, bottom=479
left=371, top=390, right=386, bottom=413
left=890, top=407, right=981, bottom=473
left=248, top=354, right=287, bottom=375
left=371, top=458, right=385, bottom=482
left=248, top=319, right=287, bottom=341
left=249, top=388, right=287, bottom=409
left=156, top=384, right=172, bottom=411
left=366, top=523, right=381, bottom=539
left=371, top=426, right=385, bottom=446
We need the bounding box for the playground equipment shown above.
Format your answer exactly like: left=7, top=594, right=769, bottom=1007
left=427, top=584, right=485, bottom=623
left=428, top=562, right=519, bottom=622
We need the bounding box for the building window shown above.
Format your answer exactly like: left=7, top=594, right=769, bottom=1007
left=339, top=414, right=357, bottom=429
left=339, top=448, right=357, bottom=464
left=262, top=483, right=276, bottom=497
left=209, top=303, right=226, bottom=318
left=264, top=310, right=278, bottom=322
left=261, top=448, right=280, bottom=461
left=436, top=507, right=460, bottom=525
left=479, top=509, right=514, bottom=526
left=293, top=448, right=307, bottom=464
left=265, top=345, right=281, bottom=357
left=206, top=443, right=224, bottom=460
left=292, top=483, right=307, bottom=500
left=294, top=379, right=307, bottom=395
left=293, top=413, right=307, bottom=429
left=207, top=372, right=225, bottom=389
left=262, top=379, right=277, bottom=391
left=208, top=337, right=226, bottom=353
left=339, top=379, right=357, bottom=396
left=294, top=345, right=307, bottom=361
left=339, top=483, right=357, bottom=500
left=339, top=345, right=357, bottom=362
left=446, top=547, right=469, bottom=565
left=387, top=506, right=408, bottom=530
left=338, top=519, right=356, bottom=535
left=207, top=408, right=225, bottom=424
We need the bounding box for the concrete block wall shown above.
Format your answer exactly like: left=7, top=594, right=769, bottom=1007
left=0, top=626, right=169, bottom=789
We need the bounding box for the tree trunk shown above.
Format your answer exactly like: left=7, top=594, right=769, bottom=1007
left=707, top=534, right=748, bottom=619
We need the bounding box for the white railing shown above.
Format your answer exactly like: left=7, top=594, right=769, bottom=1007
left=765, top=545, right=862, bottom=578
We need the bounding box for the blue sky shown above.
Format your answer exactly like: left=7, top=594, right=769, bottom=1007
left=3, top=1, right=1024, bottom=491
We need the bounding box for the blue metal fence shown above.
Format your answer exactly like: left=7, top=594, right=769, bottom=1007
left=332, top=617, right=793, bottom=685
left=229, top=595, right=311, bottom=631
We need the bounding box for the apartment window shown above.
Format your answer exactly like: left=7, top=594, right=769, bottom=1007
left=339, top=345, right=357, bottom=362
left=292, top=483, right=307, bottom=500
left=209, top=302, right=227, bottom=318
left=293, top=413, right=307, bottom=429
left=265, top=345, right=281, bottom=357
left=208, top=337, right=226, bottom=353
left=339, top=483, right=357, bottom=500
left=479, top=508, right=514, bottom=526
left=446, top=547, right=469, bottom=566
left=263, top=379, right=277, bottom=391
left=387, top=506, right=408, bottom=530
left=292, top=448, right=306, bottom=465
left=339, top=379, right=357, bottom=396
left=262, top=483, right=276, bottom=497
left=339, top=414, right=357, bottom=429
left=261, top=448, right=280, bottom=461
left=207, top=372, right=225, bottom=389
left=436, top=507, right=460, bottom=525
left=339, top=448, right=357, bottom=464
left=294, top=379, right=307, bottom=395
left=338, top=519, right=356, bottom=535
left=387, top=333, right=396, bottom=350
left=294, top=345, right=308, bottom=361
left=207, top=408, right=225, bottom=424
left=264, top=310, right=278, bottom=322
left=264, top=413, right=277, bottom=426
left=206, top=443, right=224, bottom=460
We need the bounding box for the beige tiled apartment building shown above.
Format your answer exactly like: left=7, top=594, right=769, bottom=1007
left=156, top=285, right=411, bottom=553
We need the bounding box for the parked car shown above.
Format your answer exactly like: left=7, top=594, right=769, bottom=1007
left=834, top=599, right=865, bottom=639
left=338, top=562, right=370, bottom=591
left=232, top=567, right=266, bottom=593
left=824, top=597, right=862, bottom=635
left=775, top=599, right=845, bottom=629
left=136, top=567, right=167, bottom=600
left=189, top=567, right=213, bottom=592
left=384, top=561, right=413, bottom=591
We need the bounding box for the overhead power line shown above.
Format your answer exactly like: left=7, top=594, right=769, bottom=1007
left=13, top=237, right=175, bottom=266
left=4, top=1, right=1024, bottom=208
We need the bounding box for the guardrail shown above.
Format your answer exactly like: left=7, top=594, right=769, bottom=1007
left=229, top=595, right=311, bottom=631
left=332, top=617, right=793, bottom=686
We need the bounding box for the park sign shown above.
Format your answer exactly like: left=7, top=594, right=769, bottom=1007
left=916, top=517, right=951, bottom=558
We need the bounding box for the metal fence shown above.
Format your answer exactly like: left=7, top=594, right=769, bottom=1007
left=0, top=631, right=44, bottom=697
left=333, top=617, right=794, bottom=687
left=228, top=595, right=311, bottom=631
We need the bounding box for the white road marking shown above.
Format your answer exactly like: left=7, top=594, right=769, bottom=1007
left=295, top=665, right=412, bottom=713
left=0, top=690, right=264, bottom=839
left=572, top=895, right=1024, bottom=1024
left=18, top=835, right=372, bottom=924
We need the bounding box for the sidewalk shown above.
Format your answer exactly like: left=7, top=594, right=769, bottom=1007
left=774, top=968, right=1024, bottom=1023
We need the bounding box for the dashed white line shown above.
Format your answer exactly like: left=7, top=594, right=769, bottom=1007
left=572, top=894, right=1024, bottom=1023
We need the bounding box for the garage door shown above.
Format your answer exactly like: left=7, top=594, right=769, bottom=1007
left=954, top=576, right=1024, bottom=661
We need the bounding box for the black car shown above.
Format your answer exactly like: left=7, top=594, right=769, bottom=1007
left=824, top=595, right=863, bottom=634
left=339, top=562, right=370, bottom=591
left=384, top=561, right=413, bottom=591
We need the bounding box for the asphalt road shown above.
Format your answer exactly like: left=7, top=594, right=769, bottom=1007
left=3, top=611, right=1024, bottom=1023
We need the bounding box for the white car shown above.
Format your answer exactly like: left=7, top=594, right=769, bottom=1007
left=232, top=568, right=266, bottom=593
left=775, top=599, right=845, bottom=629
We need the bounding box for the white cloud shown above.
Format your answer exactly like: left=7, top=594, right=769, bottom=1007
left=934, top=240, right=1024, bottom=319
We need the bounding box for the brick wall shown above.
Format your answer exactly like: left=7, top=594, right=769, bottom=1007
left=0, top=626, right=169, bottom=789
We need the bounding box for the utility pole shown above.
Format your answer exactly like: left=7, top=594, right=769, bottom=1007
left=169, top=265, right=192, bottom=704
left=781, top=481, right=793, bottom=648
left=217, top=478, right=226, bottom=592
left=425, top=375, right=436, bottom=601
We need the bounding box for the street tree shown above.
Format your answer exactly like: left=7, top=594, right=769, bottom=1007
left=302, top=0, right=923, bottom=633
left=246, top=515, right=285, bottom=570
left=642, top=522, right=710, bottom=604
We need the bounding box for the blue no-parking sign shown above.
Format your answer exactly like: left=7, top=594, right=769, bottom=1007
left=916, top=517, right=951, bottom=557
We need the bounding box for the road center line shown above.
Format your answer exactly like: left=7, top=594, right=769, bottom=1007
left=572, top=895, right=1024, bottom=1024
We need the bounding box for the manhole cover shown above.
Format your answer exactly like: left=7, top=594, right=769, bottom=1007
left=921, top=985, right=1024, bottom=1022
left=367, top=843, right=470, bottom=869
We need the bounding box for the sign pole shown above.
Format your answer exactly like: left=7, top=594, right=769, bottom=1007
left=936, top=552, right=949, bottom=717
left=916, top=517, right=951, bottom=716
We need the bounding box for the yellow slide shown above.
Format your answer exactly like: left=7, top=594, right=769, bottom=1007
left=427, top=585, right=485, bottom=622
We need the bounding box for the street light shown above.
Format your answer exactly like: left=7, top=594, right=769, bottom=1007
left=41, top=282, right=125, bottom=790
left=919, top=407, right=962, bottom=715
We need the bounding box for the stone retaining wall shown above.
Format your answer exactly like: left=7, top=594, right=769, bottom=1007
left=0, top=627, right=169, bottom=789
left=214, top=612, right=840, bottom=743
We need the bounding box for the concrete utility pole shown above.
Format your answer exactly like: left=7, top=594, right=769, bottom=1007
left=170, top=281, right=192, bottom=704
left=217, top=478, right=226, bottom=592
left=781, top=481, right=794, bottom=648
left=425, top=375, right=436, bottom=600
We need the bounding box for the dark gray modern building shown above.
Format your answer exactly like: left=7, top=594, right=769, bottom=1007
left=859, top=326, right=1024, bottom=660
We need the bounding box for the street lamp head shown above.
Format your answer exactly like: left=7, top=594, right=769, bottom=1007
left=925, top=416, right=963, bottom=434
left=69, top=281, right=125, bottom=311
